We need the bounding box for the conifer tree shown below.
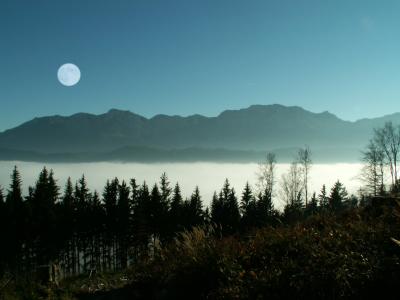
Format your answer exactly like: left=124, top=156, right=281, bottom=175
left=211, top=179, right=240, bottom=234
left=188, top=186, right=204, bottom=227
left=102, top=178, right=119, bottom=270
left=30, top=167, right=60, bottom=265
left=75, top=175, right=91, bottom=203
left=103, top=178, right=119, bottom=233
left=48, top=169, right=60, bottom=203
left=240, top=183, right=257, bottom=228
left=126, top=178, right=139, bottom=261
left=6, top=166, right=24, bottom=213
left=63, top=177, right=75, bottom=210
left=86, top=191, right=104, bottom=272
left=61, top=177, right=77, bottom=275
left=160, top=172, right=172, bottom=208
left=132, top=182, right=151, bottom=254
left=329, top=181, right=348, bottom=212
left=117, top=181, right=130, bottom=231
left=117, top=180, right=130, bottom=268
left=5, top=166, right=25, bottom=271
left=169, top=183, right=184, bottom=234
left=257, top=186, right=275, bottom=226
left=211, top=191, right=223, bottom=225
left=292, top=191, right=304, bottom=211
left=318, top=185, right=329, bottom=209
left=306, top=192, right=318, bottom=215
left=240, top=182, right=254, bottom=216
left=130, top=178, right=139, bottom=212
left=226, top=187, right=240, bottom=233
left=74, top=175, right=92, bottom=273
left=150, top=184, right=163, bottom=240
left=158, top=173, right=172, bottom=239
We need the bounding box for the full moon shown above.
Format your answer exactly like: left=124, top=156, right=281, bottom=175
left=57, top=63, right=81, bottom=86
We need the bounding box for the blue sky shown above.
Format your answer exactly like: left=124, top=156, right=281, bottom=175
left=1, top=0, right=400, bottom=131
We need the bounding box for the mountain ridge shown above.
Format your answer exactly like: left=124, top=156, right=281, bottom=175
left=1, top=104, right=400, bottom=162
left=2, top=104, right=350, bottom=132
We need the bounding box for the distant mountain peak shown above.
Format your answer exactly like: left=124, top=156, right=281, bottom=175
left=107, top=108, right=132, bottom=114
left=248, top=103, right=296, bottom=110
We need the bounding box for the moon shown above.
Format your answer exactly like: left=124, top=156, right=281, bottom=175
left=57, top=63, right=81, bottom=86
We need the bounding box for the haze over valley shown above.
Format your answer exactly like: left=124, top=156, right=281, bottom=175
left=0, top=161, right=363, bottom=209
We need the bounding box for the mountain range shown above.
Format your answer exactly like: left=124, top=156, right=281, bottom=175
left=1, top=104, right=399, bottom=163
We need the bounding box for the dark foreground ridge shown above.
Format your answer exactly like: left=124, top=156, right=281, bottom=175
left=3, top=198, right=400, bottom=300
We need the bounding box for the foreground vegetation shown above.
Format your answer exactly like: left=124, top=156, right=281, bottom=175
left=127, top=206, right=400, bottom=299
left=2, top=122, right=400, bottom=299
left=2, top=198, right=400, bottom=299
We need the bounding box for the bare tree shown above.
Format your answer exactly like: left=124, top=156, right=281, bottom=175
left=360, top=140, right=385, bottom=196
left=280, top=161, right=303, bottom=207
left=297, top=146, right=312, bottom=206
left=373, top=122, right=400, bottom=186
left=256, top=152, right=276, bottom=198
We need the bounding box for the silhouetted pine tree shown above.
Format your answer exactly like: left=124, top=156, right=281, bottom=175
left=86, top=190, right=104, bottom=272
left=226, top=187, right=240, bottom=233
left=188, top=186, right=204, bottom=227
left=170, top=183, right=184, bottom=233
left=160, top=173, right=171, bottom=208
left=283, top=191, right=304, bottom=224
left=211, top=179, right=240, bottom=234
left=74, top=175, right=92, bottom=273
left=102, top=178, right=119, bottom=271
left=257, top=186, right=275, bottom=226
left=132, top=182, right=151, bottom=256
left=149, top=184, right=164, bottom=243
left=329, top=181, right=348, bottom=212
left=5, top=166, right=25, bottom=272
left=61, top=177, right=77, bottom=275
left=211, top=191, right=222, bottom=224
left=130, top=178, right=139, bottom=215
left=129, top=178, right=139, bottom=258
left=318, top=184, right=329, bottom=211
left=159, top=173, right=172, bottom=240
left=305, top=192, right=318, bottom=216
left=240, top=182, right=253, bottom=214
left=29, top=168, right=60, bottom=266
left=240, top=182, right=257, bottom=228
left=117, top=180, right=130, bottom=268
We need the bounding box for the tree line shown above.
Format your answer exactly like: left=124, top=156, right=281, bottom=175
left=0, top=147, right=358, bottom=279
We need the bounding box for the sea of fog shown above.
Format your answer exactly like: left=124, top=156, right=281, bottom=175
left=0, top=161, right=363, bottom=209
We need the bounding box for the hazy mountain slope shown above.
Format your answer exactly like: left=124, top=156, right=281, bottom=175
left=0, top=104, right=399, bottom=156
